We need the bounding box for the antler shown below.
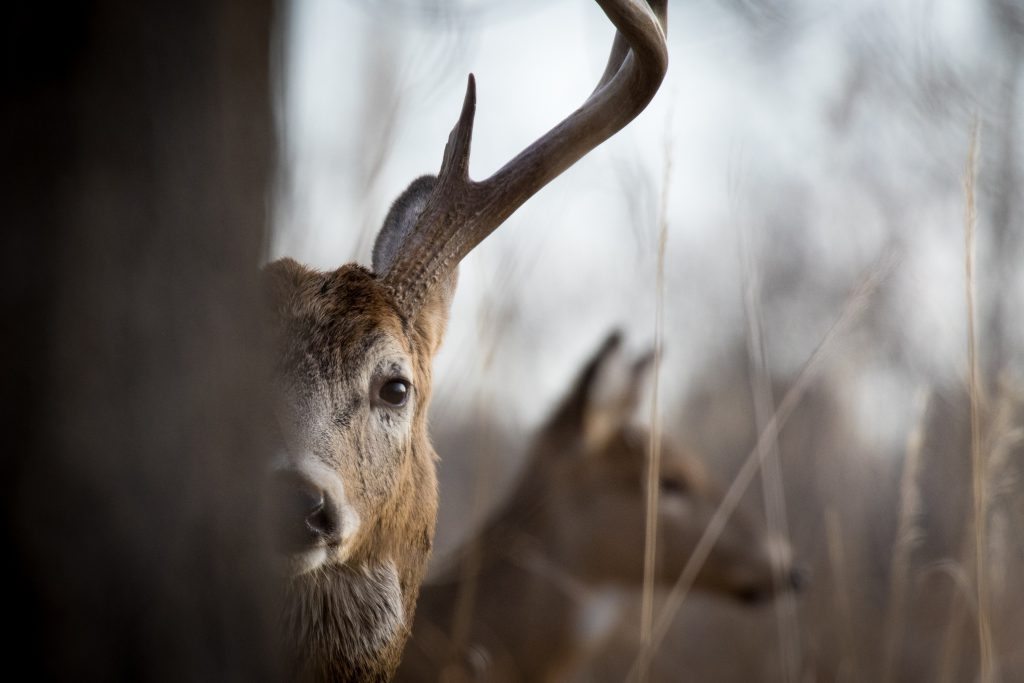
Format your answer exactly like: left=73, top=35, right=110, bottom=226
left=381, top=0, right=668, bottom=315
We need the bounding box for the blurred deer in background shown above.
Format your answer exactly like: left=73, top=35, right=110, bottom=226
left=263, top=1, right=668, bottom=679
left=397, top=332, right=806, bottom=682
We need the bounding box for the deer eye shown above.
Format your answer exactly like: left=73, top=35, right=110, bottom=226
left=660, top=477, right=688, bottom=496
left=377, top=379, right=410, bottom=407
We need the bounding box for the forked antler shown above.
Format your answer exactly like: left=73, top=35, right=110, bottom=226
left=381, top=0, right=668, bottom=315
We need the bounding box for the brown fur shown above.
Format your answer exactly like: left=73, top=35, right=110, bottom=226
left=265, top=259, right=448, bottom=681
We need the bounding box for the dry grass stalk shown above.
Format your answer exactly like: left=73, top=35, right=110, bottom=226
left=937, top=381, right=1021, bottom=683
left=624, top=253, right=897, bottom=683
left=639, top=129, right=672, bottom=682
left=445, top=296, right=505, bottom=679
left=963, top=117, right=996, bottom=683
left=825, top=507, right=860, bottom=683
left=881, top=388, right=930, bottom=683
left=934, top=557, right=978, bottom=683
left=739, top=216, right=802, bottom=683
left=980, top=377, right=1024, bottom=671
left=986, top=379, right=1023, bottom=603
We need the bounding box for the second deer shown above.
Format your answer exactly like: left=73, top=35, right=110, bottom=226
left=397, top=333, right=805, bottom=681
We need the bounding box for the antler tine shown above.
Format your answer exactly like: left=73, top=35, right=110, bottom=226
left=440, top=74, right=476, bottom=185
left=382, top=0, right=668, bottom=316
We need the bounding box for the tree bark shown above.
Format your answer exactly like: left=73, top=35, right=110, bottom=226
left=1, top=2, right=281, bottom=679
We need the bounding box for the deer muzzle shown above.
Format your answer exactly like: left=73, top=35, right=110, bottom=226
left=272, top=469, right=343, bottom=555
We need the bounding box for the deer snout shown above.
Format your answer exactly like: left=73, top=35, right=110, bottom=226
left=733, top=536, right=810, bottom=605
left=788, top=564, right=810, bottom=592
left=272, top=470, right=342, bottom=553
left=736, top=565, right=809, bottom=605
left=765, top=536, right=810, bottom=594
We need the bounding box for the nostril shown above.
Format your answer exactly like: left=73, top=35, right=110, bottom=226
left=788, top=566, right=810, bottom=592
left=272, top=472, right=339, bottom=552
left=305, top=502, right=335, bottom=538
left=736, top=586, right=770, bottom=605
left=296, top=487, right=325, bottom=517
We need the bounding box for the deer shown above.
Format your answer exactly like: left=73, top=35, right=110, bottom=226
left=262, top=1, right=669, bottom=680
left=395, top=332, right=806, bottom=682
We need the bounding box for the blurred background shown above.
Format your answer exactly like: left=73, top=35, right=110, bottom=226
left=274, top=0, right=1024, bottom=680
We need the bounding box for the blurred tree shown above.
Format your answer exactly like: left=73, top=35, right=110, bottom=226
left=1, top=1, right=281, bottom=679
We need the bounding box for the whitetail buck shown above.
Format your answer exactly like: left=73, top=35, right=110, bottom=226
left=263, top=1, right=668, bottom=680
left=396, top=332, right=806, bottom=682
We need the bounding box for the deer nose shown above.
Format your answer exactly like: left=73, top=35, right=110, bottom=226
left=788, top=565, right=810, bottom=592
left=273, top=472, right=340, bottom=551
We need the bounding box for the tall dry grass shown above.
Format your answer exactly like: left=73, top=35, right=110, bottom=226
left=825, top=506, right=860, bottom=683
left=739, top=205, right=802, bottom=683
left=963, top=117, right=996, bottom=683
left=639, top=120, right=673, bottom=682
left=443, top=280, right=513, bottom=679
left=881, top=389, right=929, bottom=683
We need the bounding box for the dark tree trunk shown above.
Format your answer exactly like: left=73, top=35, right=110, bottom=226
left=2, top=1, right=281, bottom=679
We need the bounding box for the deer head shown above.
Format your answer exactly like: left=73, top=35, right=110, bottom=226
left=264, top=1, right=669, bottom=679
left=526, top=331, right=805, bottom=603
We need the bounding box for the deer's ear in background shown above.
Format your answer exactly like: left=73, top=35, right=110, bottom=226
left=548, top=332, right=662, bottom=452
left=550, top=330, right=621, bottom=440
left=373, top=176, right=458, bottom=348
left=582, top=340, right=656, bottom=453
left=629, top=348, right=656, bottom=399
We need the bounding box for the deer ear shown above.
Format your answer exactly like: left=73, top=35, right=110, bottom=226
left=550, top=330, right=622, bottom=433
left=373, top=175, right=436, bottom=274
left=581, top=341, right=656, bottom=453
left=548, top=330, right=640, bottom=452
left=629, top=348, right=656, bottom=398
left=373, top=176, right=458, bottom=343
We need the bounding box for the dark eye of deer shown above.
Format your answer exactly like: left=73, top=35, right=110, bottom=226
left=660, top=478, right=687, bottom=496
left=378, top=379, right=410, bottom=407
